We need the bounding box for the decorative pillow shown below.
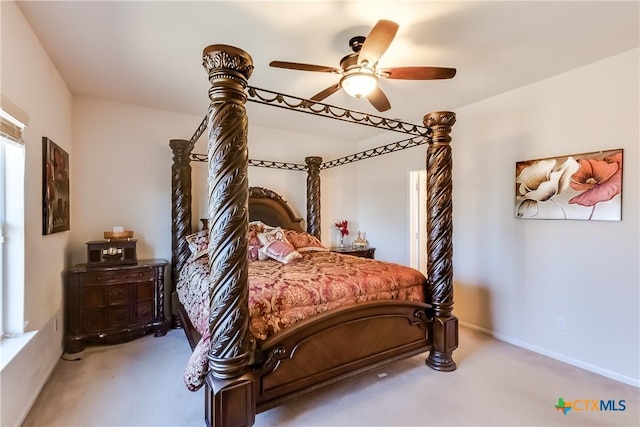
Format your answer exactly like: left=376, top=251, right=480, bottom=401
left=248, top=221, right=275, bottom=261
left=185, top=230, right=209, bottom=260
left=257, top=227, right=291, bottom=261
left=247, top=229, right=262, bottom=262
left=186, top=222, right=285, bottom=262
left=259, top=239, right=302, bottom=264
left=248, top=220, right=275, bottom=234
left=284, top=230, right=327, bottom=252
left=257, top=227, right=290, bottom=246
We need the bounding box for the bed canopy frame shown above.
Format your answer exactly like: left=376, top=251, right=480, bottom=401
left=170, top=44, right=457, bottom=427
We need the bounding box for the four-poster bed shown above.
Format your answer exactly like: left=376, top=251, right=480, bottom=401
left=170, top=44, right=457, bottom=427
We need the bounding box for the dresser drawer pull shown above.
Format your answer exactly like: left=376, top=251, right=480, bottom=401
left=110, top=288, right=127, bottom=300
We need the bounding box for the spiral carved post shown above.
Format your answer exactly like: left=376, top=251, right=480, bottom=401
left=305, top=156, right=322, bottom=239
left=423, top=111, right=458, bottom=372
left=202, top=45, right=256, bottom=427
left=170, top=139, right=192, bottom=298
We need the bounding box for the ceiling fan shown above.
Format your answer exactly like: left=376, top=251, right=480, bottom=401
left=269, top=19, right=456, bottom=112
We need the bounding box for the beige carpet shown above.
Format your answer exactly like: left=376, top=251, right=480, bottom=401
left=22, top=327, right=639, bottom=427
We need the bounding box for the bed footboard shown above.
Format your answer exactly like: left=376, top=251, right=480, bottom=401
left=196, top=299, right=432, bottom=426
left=253, top=300, right=432, bottom=411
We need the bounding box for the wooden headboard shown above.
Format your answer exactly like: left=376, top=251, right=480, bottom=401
left=248, top=186, right=304, bottom=232
left=200, top=186, right=304, bottom=232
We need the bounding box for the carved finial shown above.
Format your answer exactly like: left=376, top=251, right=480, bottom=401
left=423, top=111, right=456, bottom=128
left=202, top=45, right=253, bottom=79
left=424, top=111, right=456, bottom=145
left=305, top=156, right=323, bottom=168
left=202, top=45, right=254, bottom=104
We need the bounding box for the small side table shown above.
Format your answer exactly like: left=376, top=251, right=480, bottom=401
left=65, top=259, right=169, bottom=353
left=330, top=246, right=376, bottom=259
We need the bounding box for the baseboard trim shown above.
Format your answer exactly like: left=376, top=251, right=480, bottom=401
left=15, top=337, right=61, bottom=426
left=459, top=321, right=639, bottom=388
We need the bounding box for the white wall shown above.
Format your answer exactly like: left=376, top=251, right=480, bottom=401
left=356, top=146, right=427, bottom=264
left=70, top=96, right=205, bottom=266
left=1, top=1, right=72, bottom=425
left=356, top=49, right=640, bottom=385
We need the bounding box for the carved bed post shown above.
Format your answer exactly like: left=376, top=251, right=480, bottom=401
left=170, top=139, right=192, bottom=302
left=305, top=156, right=322, bottom=239
left=423, top=111, right=458, bottom=372
left=202, top=45, right=256, bottom=427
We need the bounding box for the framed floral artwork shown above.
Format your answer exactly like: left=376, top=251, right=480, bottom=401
left=42, top=137, right=70, bottom=234
left=515, top=149, right=622, bottom=221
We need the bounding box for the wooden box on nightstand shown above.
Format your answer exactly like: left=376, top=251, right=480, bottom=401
left=65, top=259, right=169, bottom=353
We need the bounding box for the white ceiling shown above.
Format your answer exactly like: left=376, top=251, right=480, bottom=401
left=16, top=1, right=640, bottom=142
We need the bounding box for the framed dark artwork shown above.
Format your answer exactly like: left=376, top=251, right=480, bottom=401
left=42, top=137, right=70, bottom=234
left=515, top=148, right=623, bottom=221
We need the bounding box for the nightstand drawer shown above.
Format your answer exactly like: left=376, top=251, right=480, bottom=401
left=135, top=301, right=154, bottom=323
left=108, top=306, right=132, bottom=328
left=107, top=285, right=132, bottom=306
left=82, top=287, right=107, bottom=308
left=136, top=282, right=154, bottom=301
left=82, top=306, right=134, bottom=331
left=82, top=285, right=132, bottom=308
left=83, top=308, right=106, bottom=331
left=85, top=268, right=155, bottom=285
left=82, top=303, right=148, bottom=331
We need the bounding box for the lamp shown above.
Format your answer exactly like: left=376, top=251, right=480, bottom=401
left=340, top=70, right=378, bottom=98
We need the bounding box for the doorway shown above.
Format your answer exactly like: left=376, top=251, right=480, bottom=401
left=409, top=170, right=427, bottom=275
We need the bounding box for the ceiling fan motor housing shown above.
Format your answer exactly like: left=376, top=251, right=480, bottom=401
left=339, top=53, right=361, bottom=73
left=349, top=36, right=366, bottom=53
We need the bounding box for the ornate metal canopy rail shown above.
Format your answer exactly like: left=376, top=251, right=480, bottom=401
left=188, top=113, right=209, bottom=151
left=248, top=159, right=306, bottom=171
left=247, top=87, right=430, bottom=137
left=188, top=87, right=433, bottom=170
left=320, top=135, right=426, bottom=170
left=191, top=153, right=306, bottom=171
left=191, top=134, right=428, bottom=170
left=187, top=88, right=430, bottom=147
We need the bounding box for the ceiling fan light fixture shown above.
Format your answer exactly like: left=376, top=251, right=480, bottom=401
left=340, top=71, right=378, bottom=98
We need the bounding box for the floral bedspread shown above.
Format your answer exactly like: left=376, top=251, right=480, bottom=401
left=176, top=251, right=426, bottom=390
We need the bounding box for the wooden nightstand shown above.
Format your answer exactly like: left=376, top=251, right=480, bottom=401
left=65, top=259, right=169, bottom=353
left=330, top=246, right=376, bottom=259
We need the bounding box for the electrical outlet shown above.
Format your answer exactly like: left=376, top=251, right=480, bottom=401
left=54, top=318, right=58, bottom=333
left=556, top=317, right=566, bottom=330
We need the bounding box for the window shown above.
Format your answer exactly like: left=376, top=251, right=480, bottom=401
left=1, top=102, right=26, bottom=338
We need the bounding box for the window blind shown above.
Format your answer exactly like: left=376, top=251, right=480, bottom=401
left=0, top=95, right=28, bottom=144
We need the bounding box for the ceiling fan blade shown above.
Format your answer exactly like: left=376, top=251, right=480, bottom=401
left=310, top=83, right=342, bottom=102
left=358, top=20, right=399, bottom=67
left=379, top=66, right=457, bottom=80
left=366, top=86, right=391, bottom=112
left=269, top=61, right=340, bottom=73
